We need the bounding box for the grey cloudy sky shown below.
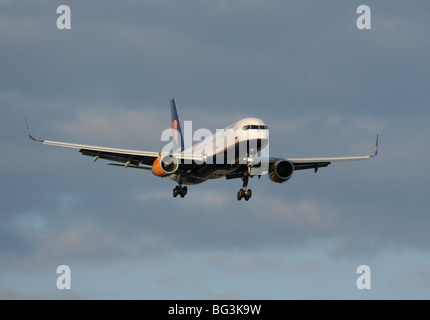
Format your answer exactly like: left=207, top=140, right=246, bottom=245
left=1, top=0, right=430, bottom=299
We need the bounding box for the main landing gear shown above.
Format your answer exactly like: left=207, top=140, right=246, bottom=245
left=173, top=175, right=187, bottom=198
left=237, top=171, right=252, bottom=201
left=173, top=184, right=187, bottom=198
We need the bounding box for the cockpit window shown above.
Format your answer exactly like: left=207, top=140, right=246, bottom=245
left=242, top=125, right=269, bottom=130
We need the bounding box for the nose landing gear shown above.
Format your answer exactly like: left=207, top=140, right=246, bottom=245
left=237, top=170, right=252, bottom=201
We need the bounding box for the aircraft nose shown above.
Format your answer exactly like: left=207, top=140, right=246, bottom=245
left=260, top=129, right=270, bottom=140
left=259, top=129, right=269, bottom=149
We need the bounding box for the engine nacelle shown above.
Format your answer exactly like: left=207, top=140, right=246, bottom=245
left=269, top=159, right=294, bottom=183
left=152, top=154, right=179, bottom=177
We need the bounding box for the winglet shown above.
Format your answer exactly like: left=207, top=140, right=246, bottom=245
left=25, top=117, right=44, bottom=142
left=371, top=134, right=379, bottom=158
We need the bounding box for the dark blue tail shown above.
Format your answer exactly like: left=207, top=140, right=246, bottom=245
left=170, top=98, right=184, bottom=152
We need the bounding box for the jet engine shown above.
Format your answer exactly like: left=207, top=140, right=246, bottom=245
left=152, top=154, right=179, bottom=177
left=268, top=159, right=294, bottom=183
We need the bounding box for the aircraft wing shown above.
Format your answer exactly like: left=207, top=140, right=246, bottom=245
left=26, top=119, right=202, bottom=168
left=286, top=134, right=378, bottom=171
left=226, top=135, right=378, bottom=179
left=31, top=136, right=160, bottom=166
left=285, top=155, right=371, bottom=171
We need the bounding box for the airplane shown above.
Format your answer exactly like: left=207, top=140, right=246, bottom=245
left=26, top=98, right=378, bottom=201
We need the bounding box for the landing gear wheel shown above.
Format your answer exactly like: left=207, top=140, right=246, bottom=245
left=173, top=186, right=180, bottom=198
left=174, top=185, right=187, bottom=198
left=180, top=186, right=188, bottom=198
left=245, top=189, right=252, bottom=199
left=237, top=189, right=245, bottom=201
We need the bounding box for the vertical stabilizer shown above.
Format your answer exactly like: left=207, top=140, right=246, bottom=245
left=170, top=98, right=184, bottom=152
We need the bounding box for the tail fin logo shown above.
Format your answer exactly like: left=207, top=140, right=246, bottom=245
left=172, top=120, right=179, bottom=146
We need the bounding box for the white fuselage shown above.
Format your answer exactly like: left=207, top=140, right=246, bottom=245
left=170, top=117, right=270, bottom=185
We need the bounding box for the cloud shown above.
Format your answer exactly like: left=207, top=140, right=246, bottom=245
left=0, top=288, right=41, bottom=300
left=404, top=264, right=430, bottom=290
left=249, top=197, right=339, bottom=229
left=58, top=106, right=167, bottom=149
left=0, top=288, right=83, bottom=300
left=202, top=252, right=285, bottom=274
left=0, top=220, right=168, bottom=271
